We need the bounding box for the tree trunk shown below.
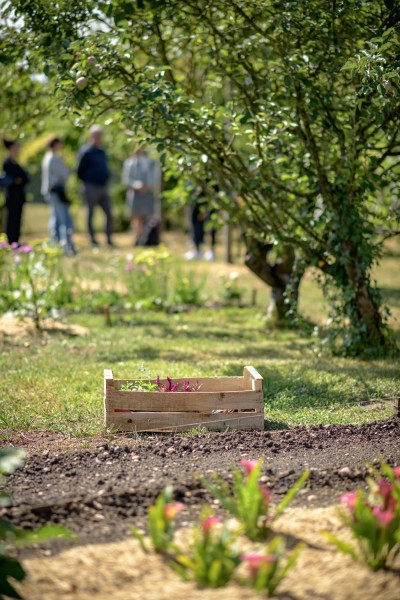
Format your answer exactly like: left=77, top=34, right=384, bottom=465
left=244, top=237, right=302, bottom=324
left=345, top=251, right=387, bottom=349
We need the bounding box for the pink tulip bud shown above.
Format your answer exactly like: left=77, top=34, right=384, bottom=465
left=202, top=516, right=222, bottom=533
left=377, top=479, right=393, bottom=508
left=240, top=459, right=259, bottom=474
left=242, top=553, right=277, bottom=578
left=259, top=485, right=272, bottom=506
left=340, top=492, right=358, bottom=511
left=163, top=502, right=184, bottom=521
left=372, top=506, right=394, bottom=527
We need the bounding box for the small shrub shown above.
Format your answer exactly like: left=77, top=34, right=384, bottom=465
left=203, top=459, right=309, bottom=541
left=242, top=536, right=303, bottom=596
left=325, top=462, right=400, bottom=570
left=219, top=272, right=245, bottom=304
left=132, top=485, right=184, bottom=553
left=172, top=515, right=241, bottom=588
left=0, top=240, right=72, bottom=330
left=173, top=270, right=206, bottom=306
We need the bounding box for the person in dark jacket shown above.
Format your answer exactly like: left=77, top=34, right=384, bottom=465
left=2, top=138, right=29, bottom=245
left=77, top=125, right=114, bottom=248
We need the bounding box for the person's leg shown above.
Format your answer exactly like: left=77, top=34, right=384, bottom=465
left=204, top=227, right=217, bottom=260
left=98, top=187, right=113, bottom=244
left=64, top=206, right=76, bottom=253
left=6, top=199, right=23, bottom=245
left=132, top=215, right=144, bottom=244
left=55, top=199, right=76, bottom=254
left=48, top=198, right=60, bottom=245
left=84, top=184, right=98, bottom=245
left=52, top=196, right=67, bottom=250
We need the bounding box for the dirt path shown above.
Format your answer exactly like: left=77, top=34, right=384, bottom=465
left=13, top=505, right=400, bottom=600
left=2, top=419, right=399, bottom=557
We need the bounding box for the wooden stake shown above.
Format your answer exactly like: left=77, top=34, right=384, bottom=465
left=395, top=396, right=400, bottom=418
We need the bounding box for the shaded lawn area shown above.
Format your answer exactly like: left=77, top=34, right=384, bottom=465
left=0, top=308, right=398, bottom=437
left=1, top=210, right=399, bottom=437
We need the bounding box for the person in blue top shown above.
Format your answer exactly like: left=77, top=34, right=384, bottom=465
left=77, top=125, right=114, bottom=248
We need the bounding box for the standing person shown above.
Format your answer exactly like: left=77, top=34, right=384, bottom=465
left=77, top=125, right=114, bottom=248
left=2, top=138, right=29, bottom=245
left=122, top=145, right=161, bottom=245
left=41, top=137, right=76, bottom=255
left=185, top=184, right=217, bottom=260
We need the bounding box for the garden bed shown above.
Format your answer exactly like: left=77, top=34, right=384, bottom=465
left=3, top=419, right=399, bottom=549
left=12, top=504, right=400, bottom=600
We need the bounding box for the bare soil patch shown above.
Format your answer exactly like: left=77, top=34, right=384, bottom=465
left=2, top=419, right=399, bottom=556
left=0, top=314, right=89, bottom=340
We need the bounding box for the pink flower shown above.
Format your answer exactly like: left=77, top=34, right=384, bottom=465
left=393, top=466, right=400, bottom=480
left=372, top=506, right=394, bottom=527
left=11, top=242, right=18, bottom=249
left=0, top=241, right=9, bottom=250
left=14, top=245, right=33, bottom=254
left=259, top=485, right=272, bottom=506
left=377, top=479, right=394, bottom=509
left=202, top=516, right=221, bottom=533
left=125, top=261, right=135, bottom=272
left=240, top=459, right=259, bottom=474
left=340, top=492, right=358, bottom=510
left=163, top=502, right=184, bottom=521
left=242, top=553, right=277, bottom=577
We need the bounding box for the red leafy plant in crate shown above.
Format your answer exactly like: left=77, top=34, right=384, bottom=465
left=325, top=462, right=400, bottom=569
left=156, top=376, right=201, bottom=393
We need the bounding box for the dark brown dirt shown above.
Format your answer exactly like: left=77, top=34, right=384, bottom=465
left=2, top=419, right=400, bottom=556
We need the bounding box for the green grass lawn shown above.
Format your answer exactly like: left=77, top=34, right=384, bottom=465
left=0, top=206, right=399, bottom=438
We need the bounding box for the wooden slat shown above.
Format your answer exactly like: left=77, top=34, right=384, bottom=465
left=113, top=376, right=244, bottom=392
left=106, top=411, right=264, bottom=432
left=106, top=390, right=263, bottom=412
left=243, top=366, right=263, bottom=392
left=104, top=369, right=114, bottom=390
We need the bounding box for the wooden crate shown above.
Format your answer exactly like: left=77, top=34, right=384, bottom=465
left=104, top=366, right=264, bottom=432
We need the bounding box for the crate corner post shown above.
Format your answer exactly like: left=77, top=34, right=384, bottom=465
left=243, top=366, right=264, bottom=431
left=104, top=369, right=115, bottom=428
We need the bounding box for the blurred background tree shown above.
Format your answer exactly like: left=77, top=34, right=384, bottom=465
left=1, top=0, right=400, bottom=355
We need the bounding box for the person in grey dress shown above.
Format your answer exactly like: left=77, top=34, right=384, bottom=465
left=122, top=145, right=161, bottom=245
left=41, top=137, right=76, bottom=255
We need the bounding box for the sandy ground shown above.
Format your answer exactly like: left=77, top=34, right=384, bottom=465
left=0, top=314, right=89, bottom=340
left=15, top=506, right=400, bottom=600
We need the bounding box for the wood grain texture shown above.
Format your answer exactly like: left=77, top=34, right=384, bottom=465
left=106, top=390, right=263, bottom=412
left=106, top=411, right=264, bottom=432
left=243, top=366, right=263, bottom=392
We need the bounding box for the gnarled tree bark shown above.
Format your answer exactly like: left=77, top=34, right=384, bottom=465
left=244, top=236, right=302, bottom=323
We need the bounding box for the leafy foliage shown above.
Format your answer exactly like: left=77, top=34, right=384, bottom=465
left=242, top=536, right=303, bottom=596
left=0, top=447, right=73, bottom=599
left=2, top=0, right=400, bottom=353
left=0, top=240, right=68, bottom=330
left=172, top=515, right=241, bottom=588
left=203, top=459, right=309, bottom=541
left=325, top=462, right=400, bottom=570
left=132, top=485, right=184, bottom=553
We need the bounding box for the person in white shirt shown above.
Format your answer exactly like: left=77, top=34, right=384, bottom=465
left=122, top=145, right=161, bottom=245
left=41, top=137, right=76, bottom=255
